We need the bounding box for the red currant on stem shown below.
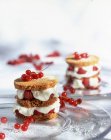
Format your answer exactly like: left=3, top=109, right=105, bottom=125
left=63, top=85, right=68, bottom=91
left=1, top=117, right=8, bottom=124
left=80, top=53, right=89, bottom=58
left=64, top=97, right=69, bottom=102
left=31, top=73, right=39, bottom=79
left=21, top=74, right=27, bottom=80
left=21, top=124, right=28, bottom=131
left=14, top=123, right=21, bottom=129
left=38, top=72, right=44, bottom=78
left=69, top=87, right=75, bottom=94
left=26, top=70, right=31, bottom=75
left=61, top=92, right=67, bottom=97
left=23, top=119, right=30, bottom=126
left=69, top=99, right=75, bottom=105
left=28, top=117, right=34, bottom=123
left=0, top=133, right=5, bottom=139
left=76, top=98, right=82, bottom=104
left=34, top=110, right=41, bottom=115
left=60, top=100, right=65, bottom=108
left=72, top=100, right=78, bottom=106
left=25, top=75, right=32, bottom=81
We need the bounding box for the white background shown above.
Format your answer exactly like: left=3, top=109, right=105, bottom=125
left=0, top=0, right=111, bottom=62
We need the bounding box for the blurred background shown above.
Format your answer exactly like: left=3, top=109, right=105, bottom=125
left=0, top=0, right=111, bottom=61
left=0, top=0, right=111, bottom=96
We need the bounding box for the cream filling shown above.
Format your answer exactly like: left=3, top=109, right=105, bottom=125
left=73, top=77, right=100, bottom=89
left=17, top=86, right=58, bottom=101
left=67, top=64, right=100, bottom=78
left=14, top=98, right=60, bottom=116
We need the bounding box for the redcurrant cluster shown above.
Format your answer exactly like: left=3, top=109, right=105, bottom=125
left=73, top=52, right=89, bottom=60
left=7, top=54, right=40, bottom=65
left=63, top=85, right=75, bottom=94
left=21, top=70, right=44, bottom=81
left=59, top=91, right=82, bottom=109
left=14, top=117, right=34, bottom=132
left=7, top=53, right=54, bottom=71
left=59, top=85, right=82, bottom=109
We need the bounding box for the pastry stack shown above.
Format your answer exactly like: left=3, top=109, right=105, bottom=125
left=65, top=52, right=101, bottom=89
left=13, top=70, right=60, bottom=121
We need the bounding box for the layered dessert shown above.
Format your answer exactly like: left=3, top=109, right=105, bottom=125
left=13, top=70, right=60, bottom=121
left=65, top=52, right=101, bottom=89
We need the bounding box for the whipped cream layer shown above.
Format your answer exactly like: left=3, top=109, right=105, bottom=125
left=14, top=98, right=60, bottom=116
left=66, top=64, right=100, bottom=79
left=17, top=86, right=58, bottom=101
left=73, top=77, right=100, bottom=89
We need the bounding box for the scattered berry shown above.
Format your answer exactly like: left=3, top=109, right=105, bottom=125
left=23, top=120, right=30, bottom=126
left=63, top=85, right=69, bottom=91
left=69, top=99, right=75, bottom=105
left=69, top=87, right=75, bottom=94
left=76, top=98, right=82, bottom=104
left=26, top=70, right=31, bottom=75
left=28, top=117, right=34, bottom=123
left=14, top=123, right=21, bottom=129
left=73, top=52, right=81, bottom=60
left=1, top=117, right=8, bottom=124
left=60, top=101, right=65, bottom=108
left=61, top=92, right=67, bottom=97
left=60, top=86, right=82, bottom=108
left=38, top=72, right=44, bottom=78
left=31, top=73, right=39, bottom=79
left=21, top=124, right=28, bottom=131
left=0, top=133, right=5, bottom=139
left=72, top=100, right=78, bottom=106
